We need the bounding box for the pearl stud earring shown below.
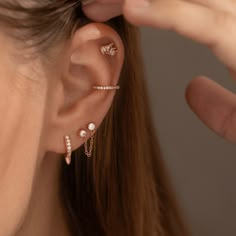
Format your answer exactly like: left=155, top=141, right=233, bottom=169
left=79, top=123, right=96, bottom=158
left=80, top=130, right=87, bottom=138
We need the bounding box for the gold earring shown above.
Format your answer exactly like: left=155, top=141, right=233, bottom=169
left=79, top=123, right=96, bottom=158
left=101, top=43, right=118, bottom=56
left=93, top=85, right=120, bottom=90
left=64, top=135, right=72, bottom=165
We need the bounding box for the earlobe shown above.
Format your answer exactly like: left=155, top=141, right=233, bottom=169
left=44, top=23, right=124, bottom=161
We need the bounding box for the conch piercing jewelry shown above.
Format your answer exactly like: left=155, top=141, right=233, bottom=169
left=79, top=123, right=96, bottom=158
left=93, top=85, right=120, bottom=90
left=101, top=43, right=118, bottom=56
left=64, top=135, right=72, bottom=165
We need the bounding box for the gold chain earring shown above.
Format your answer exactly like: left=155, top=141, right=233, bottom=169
left=79, top=123, right=96, bottom=158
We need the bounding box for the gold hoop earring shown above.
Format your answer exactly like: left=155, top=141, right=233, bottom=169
left=64, top=135, right=72, bottom=165
left=93, top=85, right=120, bottom=90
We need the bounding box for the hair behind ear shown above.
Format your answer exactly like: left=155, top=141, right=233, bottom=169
left=61, top=16, right=190, bottom=236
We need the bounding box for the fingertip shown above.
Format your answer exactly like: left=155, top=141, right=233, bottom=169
left=185, top=76, right=211, bottom=107
left=82, top=0, right=96, bottom=6
left=83, top=3, right=122, bottom=22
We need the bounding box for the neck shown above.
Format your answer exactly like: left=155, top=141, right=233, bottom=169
left=15, top=153, right=71, bottom=236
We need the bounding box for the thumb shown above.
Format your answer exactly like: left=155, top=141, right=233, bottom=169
left=185, top=76, right=236, bottom=143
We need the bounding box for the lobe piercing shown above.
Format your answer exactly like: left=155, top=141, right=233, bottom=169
left=79, top=123, right=96, bottom=158
left=64, top=135, right=72, bottom=165
left=80, top=130, right=87, bottom=138
left=101, top=43, right=118, bottom=56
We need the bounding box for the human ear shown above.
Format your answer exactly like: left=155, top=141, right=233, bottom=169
left=44, top=23, right=124, bottom=155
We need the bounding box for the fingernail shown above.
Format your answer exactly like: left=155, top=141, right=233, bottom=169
left=124, top=0, right=150, bottom=8
left=82, top=0, right=96, bottom=6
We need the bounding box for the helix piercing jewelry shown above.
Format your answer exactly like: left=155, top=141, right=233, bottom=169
left=79, top=123, right=96, bottom=158
left=93, top=85, right=120, bottom=90
left=101, top=43, right=118, bottom=56
left=64, top=135, right=72, bottom=165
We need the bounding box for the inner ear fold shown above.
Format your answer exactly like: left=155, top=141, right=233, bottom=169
left=45, top=23, right=124, bottom=154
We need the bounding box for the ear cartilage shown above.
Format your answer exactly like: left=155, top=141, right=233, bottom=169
left=101, top=43, right=118, bottom=56
left=64, top=135, right=72, bottom=165
left=93, top=85, right=120, bottom=90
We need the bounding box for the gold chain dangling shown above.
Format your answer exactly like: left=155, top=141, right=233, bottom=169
left=79, top=123, right=96, bottom=158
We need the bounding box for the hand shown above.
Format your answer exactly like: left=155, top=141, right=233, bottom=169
left=83, top=0, right=236, bottom=144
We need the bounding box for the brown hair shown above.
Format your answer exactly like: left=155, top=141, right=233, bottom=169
left=0, top=1, right=189, bottom=235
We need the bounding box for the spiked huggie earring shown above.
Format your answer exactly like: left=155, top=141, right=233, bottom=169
left=79, top=123, right=96, bottom=158
left=64, top=135, right=72, bottom=165
left=101, top=43, right=118, bottom=56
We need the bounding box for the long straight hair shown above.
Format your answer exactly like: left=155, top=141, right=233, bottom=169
left=0, top=1, right=189, bottom=235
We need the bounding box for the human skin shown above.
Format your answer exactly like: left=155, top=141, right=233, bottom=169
left=83, top=0, right=236, bottom=144
left=0, top=22, right=124, bottom=236
left=3, top=1, right=236, bottom=235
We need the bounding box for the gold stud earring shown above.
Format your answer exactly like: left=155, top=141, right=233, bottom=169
left=64, top=135, right=72, bottom=165
left=101, top=43, right=118, bottom=56
left=79, top=123, right=96, bottom=158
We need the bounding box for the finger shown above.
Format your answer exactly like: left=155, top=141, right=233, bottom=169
left=183, top=0, right=235, bottom=15
left=83, top=2, right=122, bottom=21
left=123, top=0, right=224, bottom=47
left=83, top=0, right=122, bottom=4
left=186, top=76, right=236, bottom=143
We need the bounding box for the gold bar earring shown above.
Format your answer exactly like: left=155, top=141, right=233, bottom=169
left=64, top=135, right=72, bottom=165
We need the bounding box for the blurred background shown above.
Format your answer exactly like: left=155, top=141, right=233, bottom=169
left=140, top=27, right=236, bottom=236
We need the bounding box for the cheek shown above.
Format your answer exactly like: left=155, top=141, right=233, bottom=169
left=0, top=105, right=45, bottom=235
left=0, top=176, right=34, bottom=235
left=0, top=105, right=44, bottom=236
left=0, top=64, right=47, bottom=235
left=0, top=30, right=48, bottom=235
